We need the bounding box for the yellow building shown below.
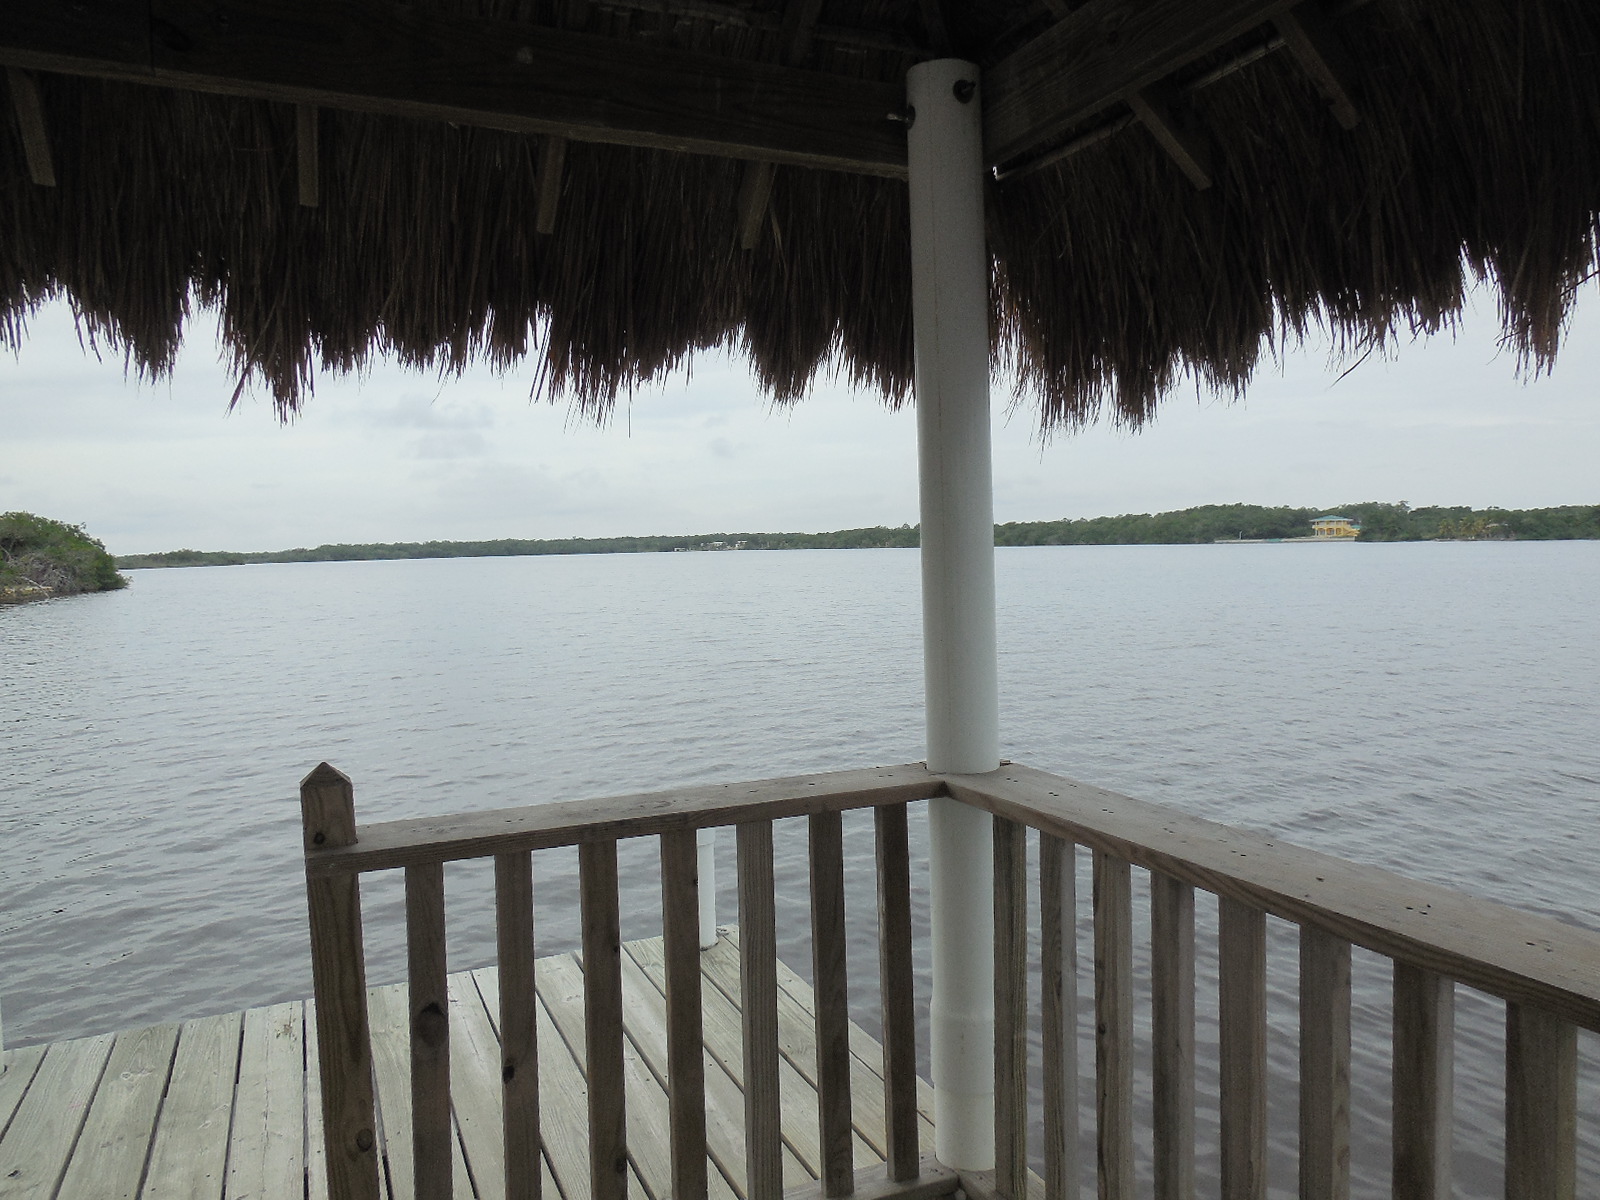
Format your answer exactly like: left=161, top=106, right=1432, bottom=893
left=1312, top=515, right=1362, bottom=538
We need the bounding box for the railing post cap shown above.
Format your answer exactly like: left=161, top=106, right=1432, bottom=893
left=301, top=761, right=352, bottom=791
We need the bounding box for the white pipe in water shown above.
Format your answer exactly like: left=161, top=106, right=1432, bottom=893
left=908, top=57, right=1001, bottom=1173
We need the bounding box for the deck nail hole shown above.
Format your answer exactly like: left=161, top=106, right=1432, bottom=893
left=356, top=1129, right=375, bottom=1152
left=313, top=831, right=325, bottom=846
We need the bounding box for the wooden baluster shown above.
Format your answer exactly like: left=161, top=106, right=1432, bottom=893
left=1151, top=873, right=1195, bottom=1200
left=1298, top=927, right=1350, bottom=1200
left=661, top=830, right=709, bottom=1200
left=580, top=839, right=628, bottom=1200
left=1218, top=898, right=1266, bottom=1200
left=1505, top=1003, right=1577, bottom=1200
left=300, top=763, right=381, bottom=1200
left=875, top=803, right=920, bottom=1183
left=406, top=861, right=452, bottom=1200
left=1039, top=835, right=1077, bottom=1200
left=738, top=820, right=783, bottom=1200
left=1093, top=852, right=1133, bottom=1200
left=496, top=852, right=540, bottom=1200
left=994, top=816, right=1029, bottom=1200
left=810, top=810, right=855, bottom=1197
left=1391, top=963, right=1452, bottom=1200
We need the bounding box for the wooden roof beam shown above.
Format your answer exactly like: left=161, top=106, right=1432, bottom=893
left=0, top=0, right=908, bottom=179
left=6, top=68, right=56, bottom=187
left=736, top=0, right=825, bottom=250
left=984, top=0, right=1300, bottom=171
left=1127, top=88, right=1212, bottom=190
left=1274, top=3, right=1361, bottom=130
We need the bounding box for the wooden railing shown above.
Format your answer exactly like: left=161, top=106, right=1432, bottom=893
left=300, top=762, right=950, bottom=1200
left=300, top=760, right=1600, bottom=1200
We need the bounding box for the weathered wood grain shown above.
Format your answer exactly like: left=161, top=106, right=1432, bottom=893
left=626, top=936, right=877, bottom=1180
left=1218, top=898, right=1266, bottom=1200
left=52, top=1023, right=176, bottom=1199
left=1037, top=835, right=1077, bottom=1200
left=1504, top=1003, right=1577, bottom=1200
left=809, top=810, right=855, bottom=1198
left=875, top=802, right=920, bottom=1183
left=1298, top=927, right=1350, bottom=1200
left=739, top=819, right=785, bottom=1200
left=0, top=1033, right=113, bottom=1198
left=993, top=815, right=1029, bottom=1200
left=702, top=930, right=938, bottom=1158
left=662, top=828, right=710, bottom=1200
left=496, top=851, right=541, bottom=1200
left=945, top=766, right=1600, bottom=1034
left=142, top=1014, right=242, bottom=1200
left=307, top=766, right=940, bottom=875
left=1150, top=872, right=1195, bottom=1200
left=580, top=839, right=629, bottom=1200
left=406, top=861, right=452, bottom=1200
left=1390, top=964, right=1452, bottom=1200
left=0, top=1045, right=48, bottom=1144
left=300, top=763, right=380, bottom=1200
left=1093, top=852, right=1133, bottom=1200
left=985, top=0, right=1298, bottom=168
left=227, top=1003, right=306, bottom=1200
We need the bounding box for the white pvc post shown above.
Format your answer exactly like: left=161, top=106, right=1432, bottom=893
left=696, top=827, right=718, bottom=949
left=908, top=59, right=1001, bottom=1172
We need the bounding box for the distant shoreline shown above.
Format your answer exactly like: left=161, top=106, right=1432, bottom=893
left=115, top=503, right=1600, bottom=569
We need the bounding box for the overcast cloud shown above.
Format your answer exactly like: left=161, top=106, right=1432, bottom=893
left=2, top=289, right=1597, bottom=555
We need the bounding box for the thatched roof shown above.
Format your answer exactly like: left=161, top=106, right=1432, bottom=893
left=3, top=0, right=1597, bottom=429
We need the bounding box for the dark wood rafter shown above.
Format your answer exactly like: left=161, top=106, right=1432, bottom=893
left=295, top=103, right=319, bottom=207
left=5, top=67, right=56, bottom=186
left=1273, top=3, right=1361, bottom=130
left=0, top=0, right=909, bottom=178
left=1126, top=87, right=1212, bottom=189
left=536, top=135, right=567, bottom=236
left=984, top=0, right=1300, bottom=171
left=736, top=0, right=824, bottom=249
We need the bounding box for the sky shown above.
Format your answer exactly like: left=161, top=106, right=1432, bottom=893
left=2, top=288, right=1598, bottom=556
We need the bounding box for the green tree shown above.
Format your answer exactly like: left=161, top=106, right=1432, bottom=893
left=0, top=512, right=128, bottom=598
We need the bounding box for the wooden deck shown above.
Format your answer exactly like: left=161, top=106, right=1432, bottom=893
left=0, top=930, right=935, bottom=1200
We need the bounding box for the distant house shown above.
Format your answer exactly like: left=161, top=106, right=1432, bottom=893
left=1311, top=515, right=1362, bottom=538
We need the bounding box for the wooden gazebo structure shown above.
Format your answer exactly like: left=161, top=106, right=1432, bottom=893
left=4, top=2, right=1598, bottom=1199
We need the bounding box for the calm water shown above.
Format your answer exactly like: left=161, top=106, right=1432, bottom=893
left=3, top=543, right=1598, bottom=1197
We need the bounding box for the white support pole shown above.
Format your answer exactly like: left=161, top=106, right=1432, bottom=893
left=696, top=826, right=718, bottom=949
left=908, top=58, right=1001, bottom=1172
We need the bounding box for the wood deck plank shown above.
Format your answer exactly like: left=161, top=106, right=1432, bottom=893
left=627, top=939, right=879, bottom=1177
left=0, top=1046, right=49, bottom=1143
left=460, top=972, right=566, bottom=1200
left=140, top=1013, right=242, bottom=1200
left=19, top=932, right=934, bottom=1200
left=366, top=980, right=474, bottom=1200
left=305, top=1001, right=330, bottom=1200
left=0, top=1032, right=114, bottom=1199
left=226, top=1001, right=306, bottom=1200
left=545, top=949, right=811, bottom=1195
left=59, top=1023, right=180, bottom=1200
left=511, top=967, right=650, bottom=1200
left=527, top=961, right=737, bottom=1200
left=711, top=930, right=938, bottom=1148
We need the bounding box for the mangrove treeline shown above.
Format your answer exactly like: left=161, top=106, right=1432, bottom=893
left=1, top=512, right=128, bottom=599
left=115, top=504, right=1600, bottom=570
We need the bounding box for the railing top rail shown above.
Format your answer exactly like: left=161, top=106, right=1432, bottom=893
left=948, top=765, right=1600, bottom=1035
left=303, top=763, right=942, bottom=877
